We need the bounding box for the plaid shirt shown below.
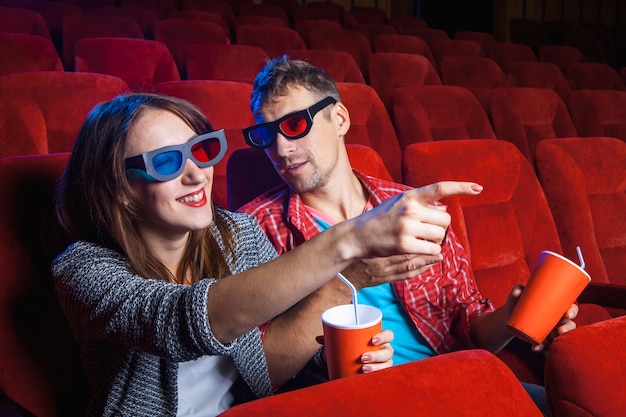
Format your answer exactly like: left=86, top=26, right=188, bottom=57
left=240, top=171, right=494, bottom=354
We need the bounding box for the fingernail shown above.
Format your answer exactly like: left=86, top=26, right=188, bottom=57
left=361, top=354, right=372, bottom=362
left=371, top=337, right=379, bottom=345
left=361, top=365, right=372, bottom=373
left=471, top=184, right=483, bottom=192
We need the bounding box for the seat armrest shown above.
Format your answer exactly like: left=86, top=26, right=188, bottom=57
left=579, top=282, right=626, bottom=309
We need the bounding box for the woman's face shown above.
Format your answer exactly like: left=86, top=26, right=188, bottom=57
left=124, top=108, right=215, bottom=247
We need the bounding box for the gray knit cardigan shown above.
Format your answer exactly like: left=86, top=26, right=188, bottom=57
left=52, top=210, right=277, bottom=416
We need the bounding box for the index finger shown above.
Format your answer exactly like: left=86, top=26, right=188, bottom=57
left=406, top=181, right=483, bottom=205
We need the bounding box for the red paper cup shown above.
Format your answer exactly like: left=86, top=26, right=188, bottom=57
left=506, top=250, right=591, bottom=345
left=321, top=304, right=382, bottom=380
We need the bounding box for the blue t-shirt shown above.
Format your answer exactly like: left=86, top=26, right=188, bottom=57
left=312, top=212, right=436, bottom=365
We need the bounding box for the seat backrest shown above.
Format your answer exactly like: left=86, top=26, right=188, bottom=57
left=235, top=24, right=305, bottom=58
left=167, top=10, right=231, bottom=40
left=308, top=28, right=372, bottom=81
left=402, top=27, right=449, bottom=47
left=567, top=90, right=626, bottom=142
left=537, top=45, right=586, bottom=73
left=336, top=82, right=403, bottom=182
left=237, top=2, right=290, bottom=26
left=234, top=14, right=287, bottom=28
left=221, top=349, right=543, bottom=417
left=186, top=43, right=268, bottom=83
left=119, top=0, right=177, bottom=19
left=439, top=56, right=509, bottom=112
left=453, top=30, right=496, bottom=56
left=0, top=6, right=51, bottom=39
left=226, top=144, right=393, bottom=211
left=488, top=42, right=537, bottom=69
left=504, top=61, right=571, bottom=104
left=565, top=62, right=626, bottom=91
left=286, top=48, right=366, bottom=84
left=388, top=15, right=428, bottom=33
left=373, top=33, right=437, bottom=70
left=0, top=153, right=88, bottom=417
left=392, top=85, right=495, bottom=149
left=402, top=139, right=562, bottom=308
left=368, top=52, right=441, bottom=115
left=95, top=6, right=159, bottom=39
left=75, top=37, right=180, bottom=92
left=488, top=87, right=578, bottom=162
left=0, top=92, right=48, bottom=158
left=535, top=137, right=626, bottom=285
left=348, top=6, right=387, bottom=25
left=0, top=71, right=130, bottom=153
left=154, top=80, right=255, bottom=208
left=62, top=13, right=143, bottom=71
left=154, top=19, right=230, bottom=78
left=429, top=38, right=482, bottom=66
left=0, top=33, right=63, bottom=75
left=294, top=18, right=343, bottom=47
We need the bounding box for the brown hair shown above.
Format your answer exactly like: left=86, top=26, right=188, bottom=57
left=250, top=55, right=341, bottom=116
left=54, top=93, right=235, bottom=283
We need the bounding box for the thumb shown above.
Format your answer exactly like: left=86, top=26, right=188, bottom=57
left=406, top=181, right=483, bottom=205
left=505, top=285, right=524, bottom=314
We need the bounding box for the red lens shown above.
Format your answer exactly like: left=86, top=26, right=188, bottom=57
left=191, top=138, right=220, bottom=162
left=280, top=115, right=308, bottom=137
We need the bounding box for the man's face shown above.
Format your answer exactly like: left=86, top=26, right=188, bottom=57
left=256, top=87, right=344, bottom=193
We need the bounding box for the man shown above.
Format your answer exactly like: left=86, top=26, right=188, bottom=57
left=240, top=56, right=577, bottom=413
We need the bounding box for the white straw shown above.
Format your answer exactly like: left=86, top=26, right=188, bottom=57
left=576, top=246, right=586, bottom=270
left=336, top=272, right=360, bottom=324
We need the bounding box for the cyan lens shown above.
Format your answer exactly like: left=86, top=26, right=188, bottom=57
left=152, top=151, right=183, bottom=175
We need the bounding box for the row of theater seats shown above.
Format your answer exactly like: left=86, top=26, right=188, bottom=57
left=1, top=127, right=625, bottom=417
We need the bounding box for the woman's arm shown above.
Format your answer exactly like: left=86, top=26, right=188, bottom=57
left=208, top=181, right=483, bottom=343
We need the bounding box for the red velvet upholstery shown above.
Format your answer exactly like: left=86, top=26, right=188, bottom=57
left=95, top=6, right=159, bottom=39
left=430, top=38, right=482, bottom=67
left=336, top=82, right=403, bottom=182
left=168, top=10, right=232, bottom=41
left=62, top=14, right=143, bottom=71
left=439, top=56, right=509, bottom=112
left=308, top=28, right=372, bottom=81
left=0, top=6, right=51, bottom=39
left=453, top=30, right=496, bottom=56
left=368, top=52, right=441, bottom=115
left=235, top=24, right=305, bottom=59
left=286, top=49, right=366, bottom=84
left=22, top=2, right=82, bottom=52
left=186, top=43, right=268, bottom=84
left=504, top=61, right=571, bottom=104
left=565, top=62, right=626, bottom=91
left=348, top=6, right=387, bottom=25
left=233, top=15, right=287, bottom=29
left=237, top=2, right=290, bottom=26
left=488, top=42, right=537, bottom=69
left=388, top=15, right=428, bottom=33
left=0, top=153, right=88, bottom=417
left=567, top=90, right=626, bottom=142
left=392, top=85, right=495, bottom=150
left=0, top=71, right=130, bottom=154
left=180, top=0, right=236, bottom=30
left=293, top=7, right=341, bottom=23
left=0, top=93, right=48, bottom=158
left=294, top=18, right=343, bottom=47
left=538, top=45, right=586, bottom=73
left=535, top=138, right=626, bottom=288
left=219, top=350, right=543, bottom=417
left=75, top=37, right=180, bottom=92
left=154, top=80, right=255, bottom=209
left=155, top=19, right=230, bottom=79
left=353, top=23, right=398, bottom=48
left=489, top=87, right=578, bottom=162
left=226, top=144, right=393, bottom=211
left=119, top=0, right=176, bottom=19
left=545, top=315, right=626, bottom=417
left=402, top=27, right=449, bottom=47
left=402, top=139, right=612, bottom=383
left=373, top=33, right=437, bottom=70
left=0, top=33, right=63, bottom=75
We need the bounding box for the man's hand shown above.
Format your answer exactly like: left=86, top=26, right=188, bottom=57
left=342, top=254, right=442, bottom=291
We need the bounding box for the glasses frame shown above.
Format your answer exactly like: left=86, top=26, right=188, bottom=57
left=242, top=96, right=337, bottom=149
left=125, top=129, right=228, bottom=182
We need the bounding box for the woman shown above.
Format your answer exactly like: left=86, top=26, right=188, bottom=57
left=51, top=93, right=461, bottom=416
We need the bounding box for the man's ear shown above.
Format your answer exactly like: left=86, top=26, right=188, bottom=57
left=333, top=101, right=350, bottom=136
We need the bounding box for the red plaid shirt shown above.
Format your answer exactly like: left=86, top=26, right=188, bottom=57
left=240, top=171, right=493, bottom=354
